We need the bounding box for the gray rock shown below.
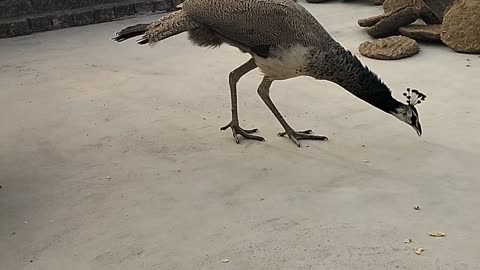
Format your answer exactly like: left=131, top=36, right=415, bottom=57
left=0, top=23, right=10, bottom=38
left=29, top=15, right=53, bottom=33
left=72, top=10, right=95, bottom=26
left=441, top=0, right=480, bottom=53
left=135, top=2, right=155, bottom=14
left=359, top=35, right=420, bottom=60
left=114, top=4, right=135, bottom=19
left=399, top=24, right=441, bottom=42
left=8, top=19, right=32, bottom=37
left=95, top=8, right=115, bottom=23
left=52, top=14, right=74, bottom=30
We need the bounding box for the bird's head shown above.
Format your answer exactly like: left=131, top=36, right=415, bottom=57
left=391, top=88, right=426, bottom=136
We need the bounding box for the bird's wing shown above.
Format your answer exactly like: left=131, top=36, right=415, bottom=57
left=182, top=0, right=326, bottom=48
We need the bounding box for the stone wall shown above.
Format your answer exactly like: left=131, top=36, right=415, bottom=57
left=0, top=0, right=176, bottom=39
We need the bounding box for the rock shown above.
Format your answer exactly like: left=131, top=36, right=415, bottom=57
left=359, top=36, right=420, bottom=60
left=135, top=2, right=155, bottom=14
left=7, top=19, right=32, bottom=37
left=52, top=14, right=74, bottom=30
left=384, top=0, right=455, bottom=24
left=441, top=0, right=480, bottom=54
left=95, top=7, right=115, bottom=23
left=29, top=15, right=53, bottom=33
left=358, top=12, right=391, bottom=27
left=367, top=6, right=420, bottom=38
left=72, top=10, right=95, bottom=26
left=421, top=0, right=455, bottom=24
left=306, top=0, right=330, bottom=2
left=399, top=24, right=441, bottom=42
left=383, top=0, right=415, bottom=13
left=370, top=0, right=385, bottom=5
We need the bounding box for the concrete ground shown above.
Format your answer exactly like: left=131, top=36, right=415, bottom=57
left=1, top=2, right=480, bottom=270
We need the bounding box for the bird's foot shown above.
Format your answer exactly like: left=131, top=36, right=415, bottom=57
left=277, top=129, right=328, bottom=147
left=221, top=121, right=265, bottom=144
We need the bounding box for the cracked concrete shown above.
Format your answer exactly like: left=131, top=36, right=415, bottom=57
left=1, top=2, right=480, bottom=269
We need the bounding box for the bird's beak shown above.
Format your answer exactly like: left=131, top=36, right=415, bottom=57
left=414, top=122, right=422, bottom=136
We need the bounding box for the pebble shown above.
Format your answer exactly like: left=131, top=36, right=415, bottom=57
left=429, top=231, right=446, bottom=237
left=220, top=259, right=229, bottom=263
left=106, top=176, right=111, bottom=179
left=413, top=205, right=421, bottom=210
left=23, top=221, right=27, bottom=224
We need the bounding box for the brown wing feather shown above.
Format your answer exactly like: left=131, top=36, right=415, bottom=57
left=182, top=0, right=331, bottom=48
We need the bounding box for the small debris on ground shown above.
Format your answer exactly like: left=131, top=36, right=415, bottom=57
left=106, top=176, right=111, bottom=179
left=12, top=232, right=15, bottom=235
left=404, top=238, right=412, bottom=243
left=220, top=259, right=229, bottom=263
left=414, top=205, right=421, bottom=210
left=362, top=160, right=370, bottom=163
left=23, top=221, right=27, bottom=224
left=429, top=231, right=446, bottom=237
left=260, top=197, right=265, bottom=201
left=414, top=247, right=424, bottom=255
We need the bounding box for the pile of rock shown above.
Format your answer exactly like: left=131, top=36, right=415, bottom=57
left=306, top=0, right=384, bottom=5
left=357, top=0, right=480, bottom=59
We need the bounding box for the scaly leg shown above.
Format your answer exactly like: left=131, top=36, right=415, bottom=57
left=221, top=58, right=265, bottom=143
left=256, top=77, right=328, bottom=147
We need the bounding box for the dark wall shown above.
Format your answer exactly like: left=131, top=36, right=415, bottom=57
left=0, top=0, right=160, bottom=18
left=0, top=0, right=175, bottom=38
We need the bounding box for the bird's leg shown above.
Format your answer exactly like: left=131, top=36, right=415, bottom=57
left=257, top=77, right=328, bottom=147
left=221, top=58, right=265, bottom=143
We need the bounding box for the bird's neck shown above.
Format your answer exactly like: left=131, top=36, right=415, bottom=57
left=306, top=45, right=402, bottom=114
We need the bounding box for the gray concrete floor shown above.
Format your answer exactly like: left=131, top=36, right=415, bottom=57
left=1, top=2, right=480, bottom=270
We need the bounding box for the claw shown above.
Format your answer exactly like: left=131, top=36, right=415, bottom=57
left=278, top=129, right=312, bottom=137
left=221, top=122, right=264, bottom=144
left=279, top=129, right=328, bottom=147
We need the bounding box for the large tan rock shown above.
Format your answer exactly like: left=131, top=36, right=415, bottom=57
left=383, top=0, right=454, bottom=24
left=399, top=24, right=441, bottom=42
left=359, top=36, right=420, bottom=60
left=366, top=6, right=419, bottom=38
left=383, top=0, right=415, bottom=13
left=441, top=0, right=480, bottom=53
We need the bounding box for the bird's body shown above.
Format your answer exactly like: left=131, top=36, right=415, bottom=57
left=114, top=0, right=425, bottom=146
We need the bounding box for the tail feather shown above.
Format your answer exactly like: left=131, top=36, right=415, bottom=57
left=113, top=23, right=149, bottom=42
left=137, top=11, right=200, bottom=46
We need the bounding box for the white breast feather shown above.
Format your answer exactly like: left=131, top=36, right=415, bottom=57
left=253, top=45, right=310, bottom=80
